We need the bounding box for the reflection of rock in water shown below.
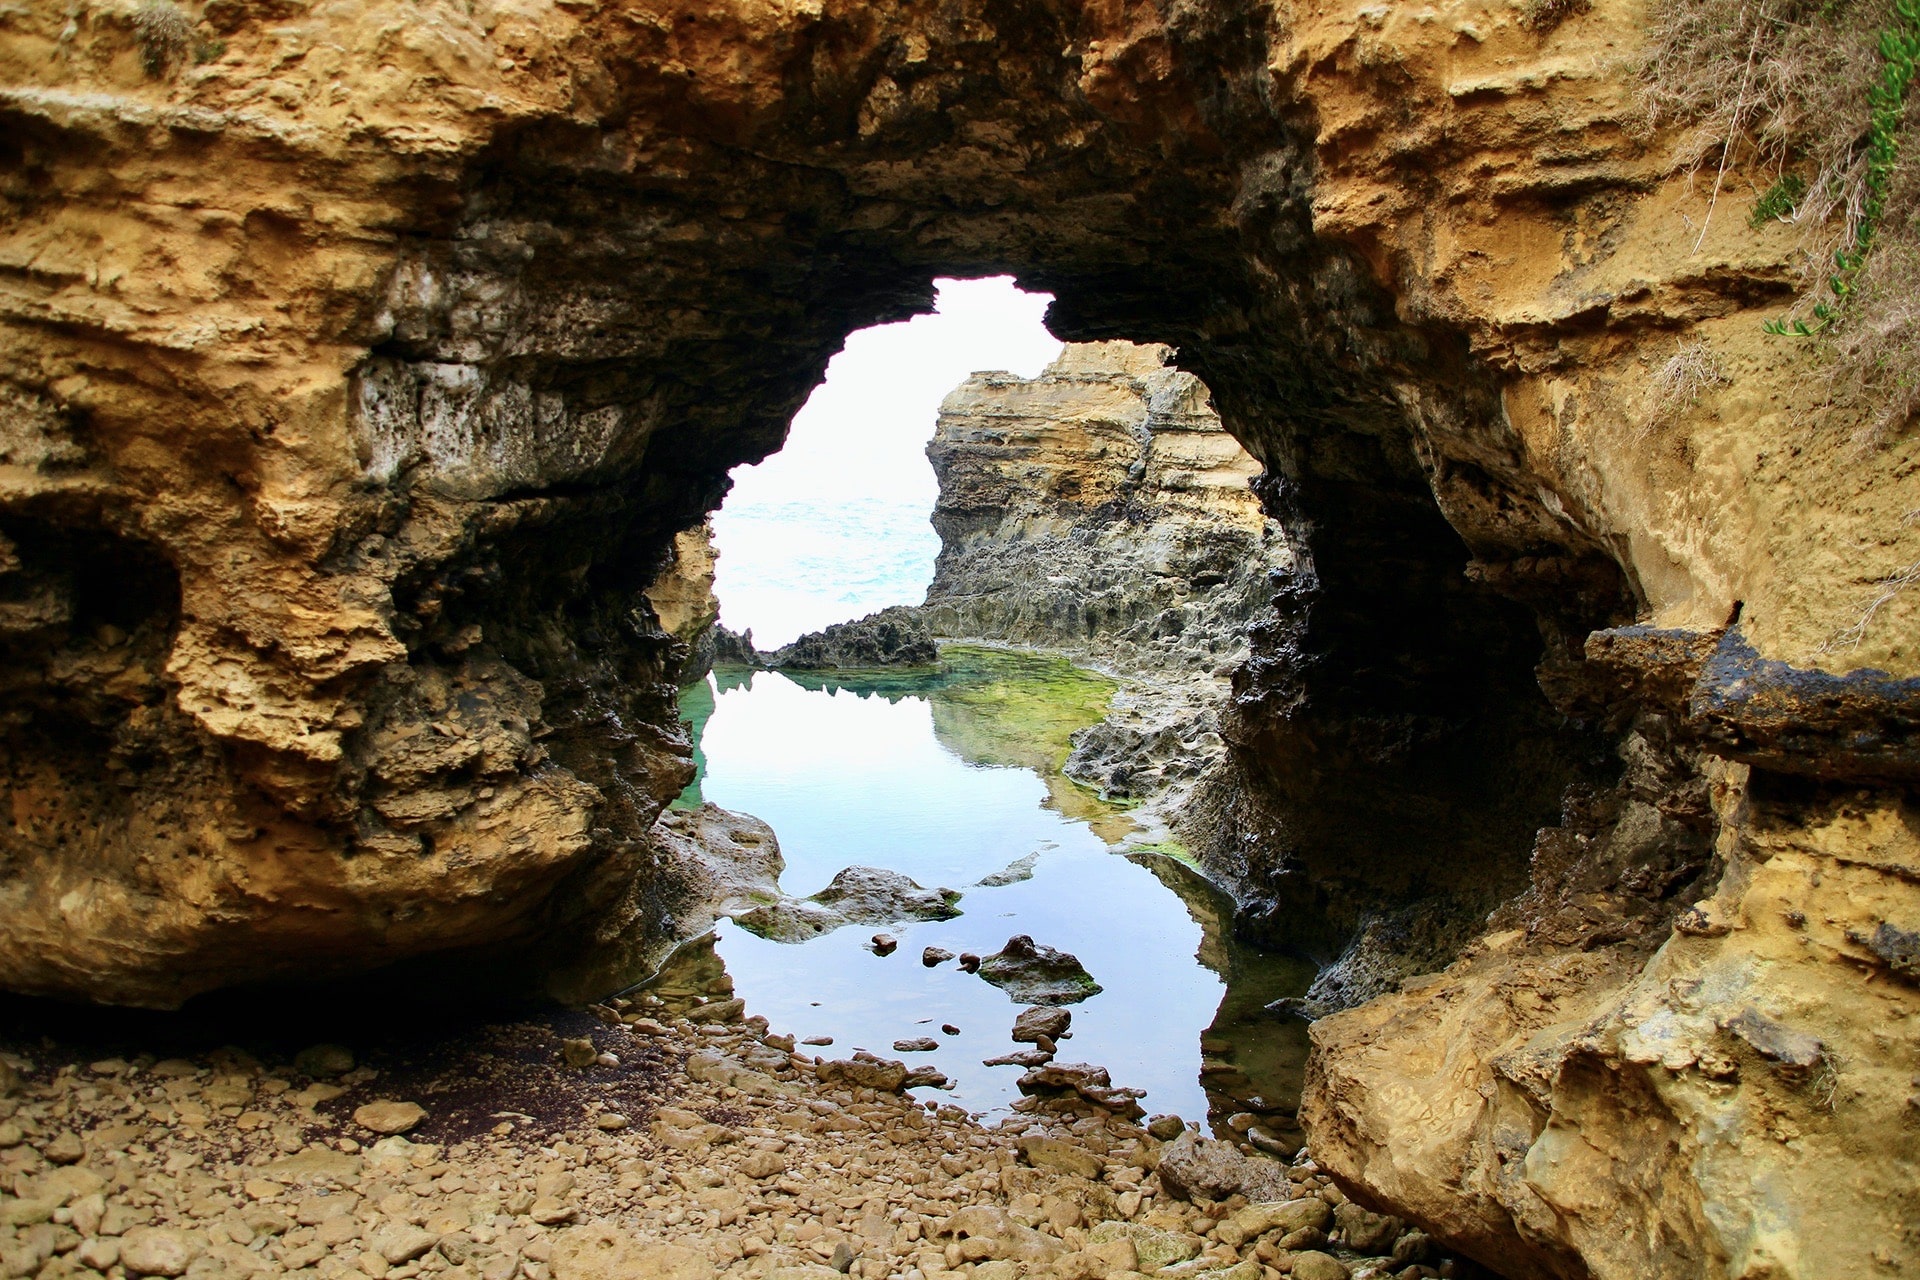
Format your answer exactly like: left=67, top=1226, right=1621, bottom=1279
left=631, top=931, right=735, bottom=1018
left=1131, top=851, right=1314, bottom=1147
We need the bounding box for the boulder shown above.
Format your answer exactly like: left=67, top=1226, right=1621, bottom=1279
left=1155, top=1131, right=1292, bottom=1203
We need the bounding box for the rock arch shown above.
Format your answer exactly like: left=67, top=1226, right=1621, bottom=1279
left=3, top=0, right=1917, bottom=1274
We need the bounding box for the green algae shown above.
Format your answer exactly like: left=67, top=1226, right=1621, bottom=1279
left=926, top=644, right=1118, bottom=776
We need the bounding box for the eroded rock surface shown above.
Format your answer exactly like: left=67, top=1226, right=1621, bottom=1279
left=765, top=607, right=939, bottom=671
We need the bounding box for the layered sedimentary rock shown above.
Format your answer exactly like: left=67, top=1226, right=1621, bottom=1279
left=2, top=0, right=1917, bottom=1274
left=921, top=340, right=1291, bottom=675
left=917, top=338, right=1292, bottom=830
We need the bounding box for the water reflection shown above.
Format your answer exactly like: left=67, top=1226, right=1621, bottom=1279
left=658, top=647, right=1311, bottom=1137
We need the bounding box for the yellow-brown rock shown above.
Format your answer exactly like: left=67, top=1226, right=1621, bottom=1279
left=2, top=0, right=1917, bottom=1275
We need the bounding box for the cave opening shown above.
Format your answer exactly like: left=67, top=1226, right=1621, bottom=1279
left=653, top=269, right=1325, bottom=1131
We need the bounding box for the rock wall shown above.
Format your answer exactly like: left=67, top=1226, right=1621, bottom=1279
left=644, top=522, right=721, bottom=680
left=921, top=339, right=1292, bottom=677
left=2, top=0, right=1918, bottom=1275
left=917, top=338, right=1293, bottom=839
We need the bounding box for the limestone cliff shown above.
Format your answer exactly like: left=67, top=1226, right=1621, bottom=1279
left=918, top=338, right=1292, bottom=837
left=921, top=340, right=1291, bottom=677
left=2, top=0, right=1918, bottom=1275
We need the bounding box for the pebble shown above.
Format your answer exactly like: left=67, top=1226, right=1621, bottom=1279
left=922, top=947, right=954, bottom=966
left=870, top=934, right=899, bottom=956
left=893, top=1037, right=940, bottom=1053
left=0, top=1008, right=1463, bottom=1280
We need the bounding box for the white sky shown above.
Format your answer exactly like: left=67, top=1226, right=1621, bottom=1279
left=725, top=276, right=1065, bottom=507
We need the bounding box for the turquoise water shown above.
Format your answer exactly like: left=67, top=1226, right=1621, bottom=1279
left=659, top=657, right=1315, bottom=1135
left=710, top=497, right=942, bottom=649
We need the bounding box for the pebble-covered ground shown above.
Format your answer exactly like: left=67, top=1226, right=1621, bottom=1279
left=0, top=997, right=1492, bottom=1280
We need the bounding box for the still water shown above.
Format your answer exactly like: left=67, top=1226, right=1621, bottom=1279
left=661, top=647, right=1313, bottom=1137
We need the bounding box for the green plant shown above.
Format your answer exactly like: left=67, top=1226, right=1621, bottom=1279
left=1766, top=0, right=1920, bottom=334
left=1750, top=172, right=1809, bottom=226
left=131, top=0, right=192, bottom=78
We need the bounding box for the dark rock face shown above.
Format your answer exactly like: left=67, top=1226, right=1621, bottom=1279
left=766, top=606, right=939, bottom=670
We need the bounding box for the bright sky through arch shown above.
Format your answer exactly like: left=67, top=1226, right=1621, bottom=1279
left=710, top=277, right=1064, bottom=648
left=724, top=276, right=1064, bottom=506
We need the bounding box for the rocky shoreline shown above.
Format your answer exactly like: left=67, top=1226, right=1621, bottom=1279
left=0, top=997, right=1480, bottom=1280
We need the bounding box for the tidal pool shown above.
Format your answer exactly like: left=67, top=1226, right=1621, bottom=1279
left=659, top=646, right=1313, bottom=1137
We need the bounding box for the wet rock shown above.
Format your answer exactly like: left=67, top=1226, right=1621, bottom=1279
left=1012, top=1006, right=1071, bottom=1042
left=977, top=935, right=1102, bottom=1005
left=942, top=1023, right=960, bottom=1035
left=1017, top=1062, right=1146, bottom=1118
left=802, top=1035, right=833, bottom=1046
left=903, top=1066, right=952, bottom=1089
left=958, top=953, right=982, bottom=973
left=923, top=946, right=954, bottom=966
left=1156, top=1131, right=1291, bottom=1202
left=353, top=1100, right=426, bottom=1135
left=767, top=606, right=938, bottom=670
left=561, top=1038, right=599, bottom=1068
left=977, top=852, right=1040, bottom=887
left=735, top=867, right=962, bottom=943
left=893, top=1037, right=939, bottom=1052
left=871, top=934, right=899, bottom=956
left=983, top=1049, right=1053, bottom=1068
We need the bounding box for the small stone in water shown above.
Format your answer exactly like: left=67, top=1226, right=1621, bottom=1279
left=871, top=934, right=899, bottom=956
left=803, top=1035, right=834, bottom=1046
left=942, top=1024, right=960, bottom=1035
left=894, top=1037, right=939, bottom=1053
left=958, top=952, right=981, bottom=972
left=595, top=1113, right=630, bottom=1131
left=923, top=946, right=954, bottom=966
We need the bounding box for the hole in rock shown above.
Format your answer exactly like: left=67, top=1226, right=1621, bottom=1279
left=659, top=278, right=1314, bottom=1134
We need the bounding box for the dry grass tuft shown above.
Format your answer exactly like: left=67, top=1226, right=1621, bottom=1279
left=1643, top=339, right=1733, bottom=433
left=1642, top=0, right=1919, bottom=442
left=131, top=0, right=192, bottom=78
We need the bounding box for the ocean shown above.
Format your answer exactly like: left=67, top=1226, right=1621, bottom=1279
left=708, top=494, right=943, bottom=649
